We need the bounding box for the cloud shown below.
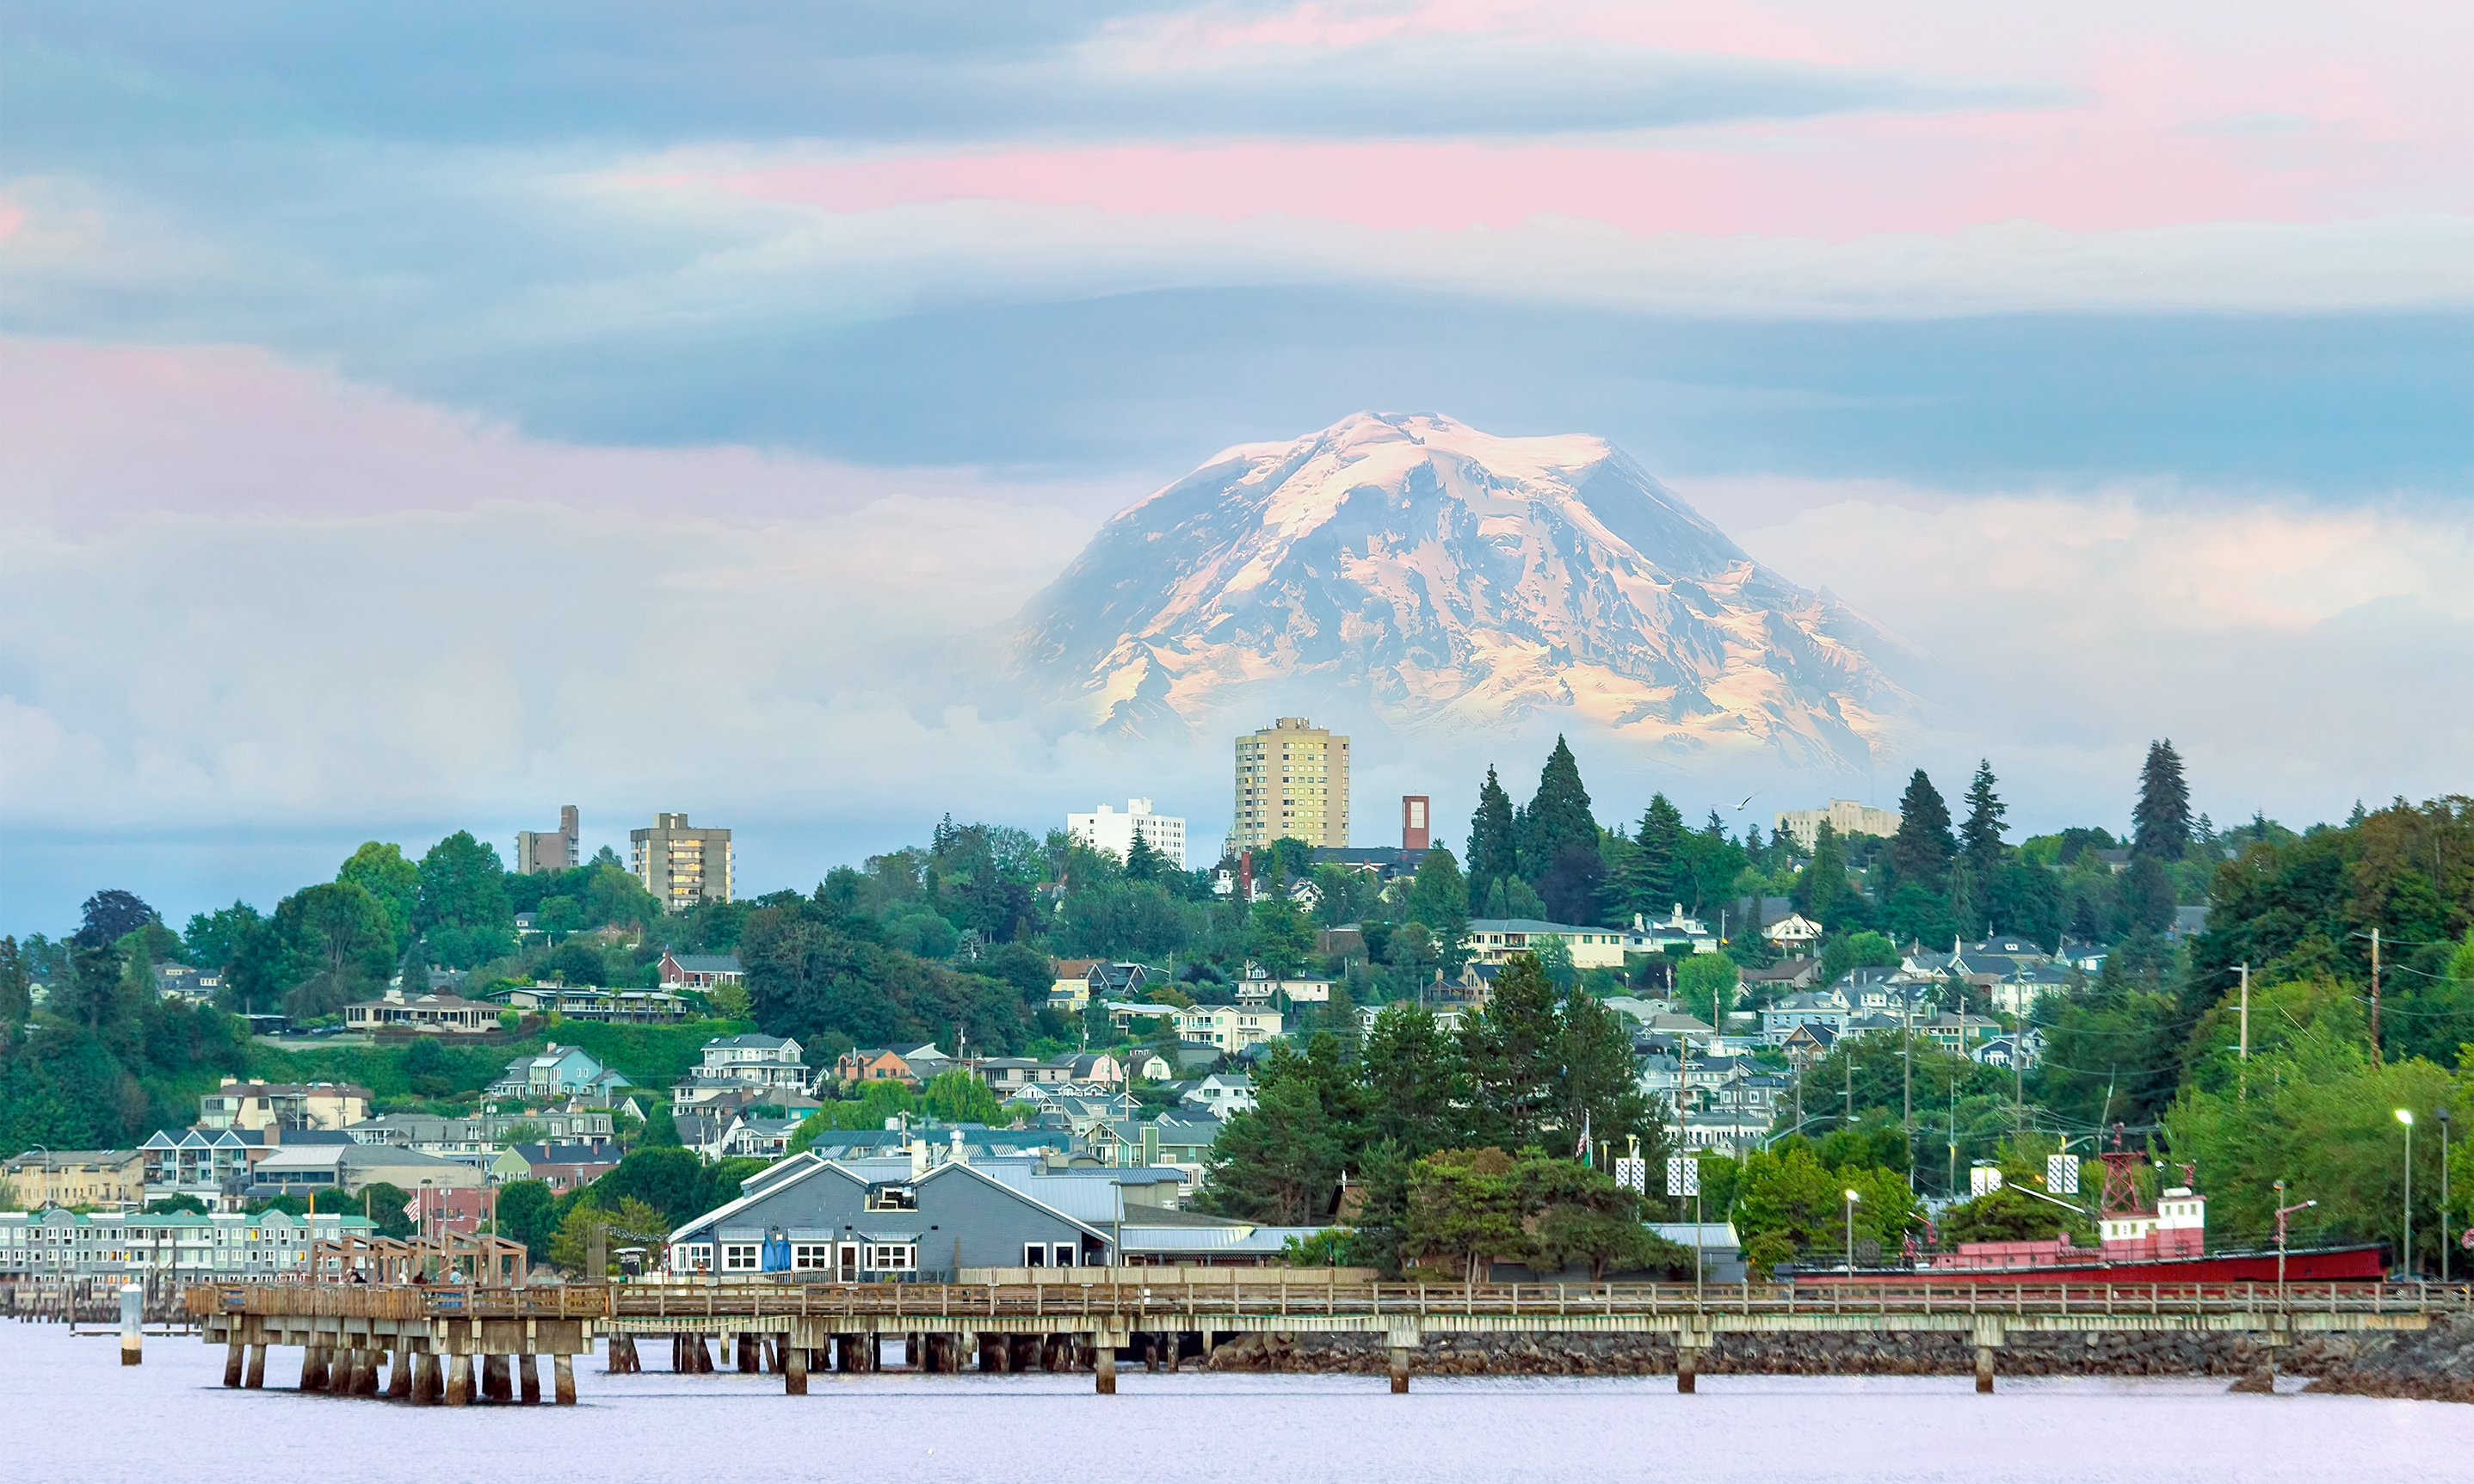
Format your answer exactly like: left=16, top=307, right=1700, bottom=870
left=1731, top=484, right=2474, bottom=830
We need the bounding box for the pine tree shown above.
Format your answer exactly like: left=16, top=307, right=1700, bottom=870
left=1123, top=831, right=1164, bottom=882
left=1886, top=770, right=1956, bottom=893
left=1793, top=822, right=1848, bottom=923
left=0, top=936, right=28, bottom=1026
left=1960, top=760, right=2008, bottom=871
left=1519, top=736, right=1600, bottom=878
left=1624, top=795, right=1687, bottom=921
left=1458, top=952, right=1561, bottom=1149
left=1466, top=767, right=1518, bottom=911
left=2133, top=740, right=2192, bottom=861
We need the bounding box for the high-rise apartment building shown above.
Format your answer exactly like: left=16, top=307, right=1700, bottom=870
left=515, top=805, right=581, bottom=875
left=630, top=813, right=734, bottom=913
left=1231, top=717, right=1349, bottom=851
left=1773, top=800, right=1903, bottom=852
left=1067, top=798, right=1188, bottom=870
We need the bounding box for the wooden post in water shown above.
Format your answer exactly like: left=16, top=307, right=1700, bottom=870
left=1675, top=1342, right=1698, bottom=1394
left=387, top=1345, right=412, bottom=1399
left=244, top=1344, right=267, bottom=1389
left=785, top=1335, right=808, bottom=1395
left=553, top=1352, right=577, bottom=1406
left=412, top=1352, right=441, bottom=1406
left=299, top=1345, right=327, bottom=1392
left=483, top=1352, right=513, bottom=1402
left=445, top=1353, right=472, bottom=1407
left=120, top=1284, right=143, bottom=1366
left=1976, top=1345, right=1996, bottom=1394
left=519, top=1352, right=541, bottom=1404
left=1389, top=1345, right=1410, bottom=1394
left=1095, top=1337, right=1116, bottom=1395
left=223, top=1339, right=245, bottom=1387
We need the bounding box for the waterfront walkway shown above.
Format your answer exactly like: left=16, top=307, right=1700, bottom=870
left=187, top=1278, right=2454, bottom=1401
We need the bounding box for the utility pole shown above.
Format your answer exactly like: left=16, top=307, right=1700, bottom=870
left=2237, top=963, right=2250, bottom=1102
left=1947, top=1078, right=1959, bottom=1198
left=2440, top=1105, right=2453, bottom=1286
left=1902, top=992, right=1914, bottom=1191
left=2371, top=928, right=2383, bottom=1065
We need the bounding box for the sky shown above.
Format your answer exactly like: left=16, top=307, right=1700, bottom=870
left=3, top=1, right=2471, bottom=933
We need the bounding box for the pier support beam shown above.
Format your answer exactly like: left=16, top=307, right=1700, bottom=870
left=387, top=1345, right=411, bottom=1399
left=554, top=1352, right=577, bottom=1406
left=445, top=1354, right=472, bottom=1407
left=244, top=1344, right=267, bottom=1389
left=224, top=1339, right=245, bottom=1388
left=1095, top=1336, right=1117, bottom=1395
left=785, top=1338, right=808, bottom=1395
left=357, top=1348, right=385, bottom=1396
left=300, top=1345, right=329, bottom=1392
left=1675, top=1345, right=1699, bottom=1395
left=483, top=1352, right=513, bottom=1403
left=1390, top=1345, right=1410, bottom=1394
left=412, top=1352, right=440, bottom=1406
left=520, top=1352, right=541, bottom=1405
left=1973, top=1321, right=2004, bottom=1395
left=737, top=1333, right=758, bottom=1374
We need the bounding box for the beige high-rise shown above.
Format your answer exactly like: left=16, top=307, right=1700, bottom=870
left=631, top=812, right=734, bottom=913
left=1232, top=717, right=1349, bottom=851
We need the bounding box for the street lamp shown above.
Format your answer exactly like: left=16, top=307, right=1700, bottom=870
left=2440, top=1105, right=2453, bottom=1285
left=2395, top=1110, right=2414, bottom=1282
left=1844, top=1188, right=1861, bottom=1273
left=2271, top=1179, right=2316, bottom=1289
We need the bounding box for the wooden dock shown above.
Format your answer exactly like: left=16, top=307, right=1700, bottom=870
left=187, top=1278, right=2455, bottom=1400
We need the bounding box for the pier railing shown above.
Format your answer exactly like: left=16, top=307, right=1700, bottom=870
left=188, top=1278, right=2462, bottom=1325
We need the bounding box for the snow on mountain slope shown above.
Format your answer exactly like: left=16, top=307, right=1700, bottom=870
left=1006, top=412, right=1914, bottom=772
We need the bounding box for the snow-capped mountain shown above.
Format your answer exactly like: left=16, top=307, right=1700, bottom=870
left=1006, top=412, right=1914, bottom=772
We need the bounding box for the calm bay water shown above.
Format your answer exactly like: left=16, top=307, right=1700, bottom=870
left=13, top=1322, right=2474, bottom=1484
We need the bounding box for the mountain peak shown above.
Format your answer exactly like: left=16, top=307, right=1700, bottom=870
left=1008, top=414, right=1909, bottom=771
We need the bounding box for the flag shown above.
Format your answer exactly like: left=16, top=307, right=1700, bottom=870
left=1574, top=1109, right=1592, bottom=1164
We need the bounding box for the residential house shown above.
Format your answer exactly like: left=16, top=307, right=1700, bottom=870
left=694, top=1034, right=810, bottom=1094
left=1046, top=977, right=1091, bottom=1013
left=1626, top=904, right=1720, bottom=957
left=152, top=962, right=223, bottom=1003
left=1464, top=919, right=1630, bottom=970
left=1991, top=963, right=2072, bottom=1017
left=197, top=1079, right=372, bottom=1133
left=1125, top=1050, right=1174, bottom=1081
left=676, top=1111, right=732, bottom=1161
left=1678, top=1110, right=1774, bottom=1156
left=1, top=1149, right=148, bottom=1210
left=487, top=1044, right=629, bottom=1104
left=973, top=1057, right=1043, bottom=1097
left=1101, top=1001, right=1182, bottom=1037
left=720, top=1118, right=802, bottom=1161
left=1920, top=1013, right=2003, bottom=1056
left=490, top=984, right=689, bottom=1023
left=1233, top=965, right=1332, bottom=1006
left=506, top=1142, right=623, bottom=1194
left=1780, top=1022, right=1838, bottom=1070
left=664, top=1151, right=1120, bottom=1278
left=139, top=1128, right=273, bottom=1207
left=657, top=951, right=745, bottom=989
left=1741, top=957, right=1820, bottom=994
left=1971, top=1033, right=2040, bottom=1071
left=343, top=989, right=499, bottom=1035
left=1181, top=1073, right=1257, bottom=1117
left=898, top=1044, right=954, bottom=1083
left=1760, top=990, right=1850, bottom=1045
left=1171, top=1006, right=1281, bottom=1053
left=248, top=1142, right=484, bottom=1198
left=342, top=1115, right=493, bottom=1165
left=1761, top=911, right=1824, bottom=949
left=835, top=1048, right=921, bottom=1088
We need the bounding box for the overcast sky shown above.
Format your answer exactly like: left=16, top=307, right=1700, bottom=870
left=3, top=2, right=2470, bottom=933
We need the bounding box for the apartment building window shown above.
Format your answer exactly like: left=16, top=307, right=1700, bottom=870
left=720, top=1243, right=760, bottom=1272
left=791, top=1243, right=832, bottom=1270
left=865, top=1244, right=916, bottom=1272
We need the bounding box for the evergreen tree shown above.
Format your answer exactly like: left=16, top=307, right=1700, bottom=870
left=2133, top=740, right=2192, bottom=861
left=1465, top=767, right=1518, bottom=912
left=396, top=935, right=428, bottom=994
left=0, top=937, right=28, bottom=1026
left=1959, top=760, right=2008, bottom=872
left=1519, top=736, right=1600, bottom=877
left=1624, top=794, right=1687, bottom=921
left=1886, top=770, right=1956, bottom=893
left=1459, top=953, right=1561, bottom=1150
left=1123, top=831, right=1165, bottom=883
left=1406, top=846, right=1471, bottom=973
left=1359, top=1002, right=1462, bottom=1155
left=1793, top=822, right=1850, bottom=924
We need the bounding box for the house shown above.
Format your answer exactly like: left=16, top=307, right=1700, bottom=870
left=1181, top=1073, right=1256, bottom=1117
left=0, top=1149, right=148, bottom=1210
left=1233, top=964, right=1332, bottom=1005
left=1971, top=1034, right=2039, bottom=1071
left=152, top=962, right=223, bottom=1003
left=1064, top=1052, right=1127, bottom=1087
left=343, top=1113, right=493, bottom=1163
left=248, top=1142, right=484, bottom=1198
left=694, top=1033, right=810, bottom=1094
left=139, top=1128, right=275, bottom=1207
left=1084, top=962, right=1150, bottom=998
left=1780, top=1022, right=1838, bottom=1070
left=1761, top=912, right=1824, bottom=949
left=1741, top=957, right=1819, bottom=994
left=1464, top=920, right=1630, bottom=970
left=343, top=989, right=499, bottom=1035
left=664, top=1151, right=1120, bottom=1278
left=676, top=1111, right=732, bottom=1161
left=898, top=1044, right=954, bottom=1082
left=1991, top=963, right=2072, bottom=1017
left=1920, top=1013, right=2003, bottom=1056
left=1046, top=978, right=1092, bottom=1013
left=657, top=951, right=745, bottom=989
left=490, top=984, right=690, bottom=1024
left=1626, top=905, right=1720, bottom=957
left=720, top=1117, right=802, bottom=1160
left=835, top=1048, right=920, bottom=1088
left=198, top=1079, right=373, bottom=1132
left=487, top=1044, right=628, bottom=1104
left=973, top=1057, right=1043, bottom=1096
left=1101, top=1001, right=1182, bottom=1036
left=1125, top=1050, right=1174, bottom=1081
left=1760, top=991, right=1849, bottom=1045
left=507, top=1142, right=623, bottom=1193
left=1172, top=1006, right=1281, bottom=1052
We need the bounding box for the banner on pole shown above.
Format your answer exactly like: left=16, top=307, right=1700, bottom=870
left=2046, top=1155, right=2080, bottom=1196
left=1614, top=1157, right=1646, bottom=1193
left=1666, top=1155, right=1700, bottom=1198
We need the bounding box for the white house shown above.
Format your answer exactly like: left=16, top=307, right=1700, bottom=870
left=1465, top=920, right=1631, bottom=970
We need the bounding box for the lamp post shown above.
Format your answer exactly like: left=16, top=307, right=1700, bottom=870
left=1844, top=1188, right=1861, bottom=1273
left=2271, top=1180, right=2316, bottom=1289
left=2440, top=1105, right=2453, bottom=1285
left=2396, top=1109, right=2415, bottom=1281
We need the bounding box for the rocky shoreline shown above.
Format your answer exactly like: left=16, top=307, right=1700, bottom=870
left=1200, top=1328, right=2387, bottom=1384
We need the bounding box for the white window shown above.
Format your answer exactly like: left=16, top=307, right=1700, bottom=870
left=791, top=1243, right=831, bottom=1270
left=1052, top=1243, right=1077, bottom=1267
left=865, top=1244, right=916, bottom=1273
left=721, top=1243, right=760, bottom=1272
left=1023, top=1243, right=1046, bottom=1267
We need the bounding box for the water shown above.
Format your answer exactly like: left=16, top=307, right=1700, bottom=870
left=13, top=1324, right=2474, bottom=1484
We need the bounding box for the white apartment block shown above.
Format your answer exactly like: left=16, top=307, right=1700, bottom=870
left=1774, top=799, right=1903, bottom=851
left=1067, top=798, right=1188, bottom=870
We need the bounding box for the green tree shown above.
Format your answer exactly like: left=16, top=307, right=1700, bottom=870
left=922, top=1068, right=1003, bottom=1124
left=1404, top=1147, right=1525, bottom=1283
left=181, top=903, right=265, bottom=976
left=1821, top=930, right=1902, bottom=983
left=1675, top=952, right=1741, bottom=1027
left=2132, top=739, right=2192, bottom=861
left=1959, top=760, right=2008, bottom=877
left=1405, top=846, right=1471, bottom=973
left=1940, top=1185, right=2091, bottom=1247
left=273, top=881, right=394, bottom=1017
left=352, top=1180, right=418, bottom=1239
left=1359, top=1002, right=1462, bottom=1155
left=339, top=841, right=423, bottom=949
left=1624, top=794, right=1688, bottom=922
left=1731, top=1144, right=1920, bottom=1265
left=1465, top=767, right=1519, bottom=913
left=1205, top=1043, right=1345, bottom=1224
left=1459, top=954, right=1560, bottom=1148
left=1520, top=736, right=1603, bottom=924
left=1887, top=770, right=1956, bottom=894
left=495, top=1179, right=559, bottom=1262
left=417, top=831, right=516, bottom=967
left=0, top=936, right=29, bottom=1026
left=1246, top=892, right=1316, bottom=977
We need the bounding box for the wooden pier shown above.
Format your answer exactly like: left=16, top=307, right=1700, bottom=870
left=187, top=1278, right=2453, bottom=1401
